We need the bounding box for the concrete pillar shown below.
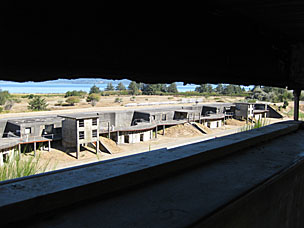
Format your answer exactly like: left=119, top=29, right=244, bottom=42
left=293, top=89, right=301, bottom=121
left=155, top=126, right=158, bottom=138
left=117, top=131, right=120, bottom=144
left=96, top=140, right=99, bottom=154
left=199, top=112, right=201, bottom=124
left=108, top=122, right=110, bottom=139
left=48, top=141, right=51, bottom=152
left=0, top=152, right=3, bottom=166
left=163, top=125, right=165, bottom=135
left=34, top=142, right=36, bottom=157
left=76, top=144, right=80, bottom=159
left=18, top=144, right=21, bottom=156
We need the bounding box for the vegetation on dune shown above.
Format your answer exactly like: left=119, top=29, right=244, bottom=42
left=65, top=90, right=87, bottom=98
left=66, top=96, right=80, bottom=106
left=28, top=96, right=48, bottom=111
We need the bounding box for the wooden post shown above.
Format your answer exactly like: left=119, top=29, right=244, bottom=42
left=48, top=140, right=51, bottom=152
left=18, top=144, right=21, bottom=156
left=294, top=89, right=301, bottom=121
left=34, top=142, right=36, bottom=157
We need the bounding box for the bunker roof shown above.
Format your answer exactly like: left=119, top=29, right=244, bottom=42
left=8, top=116, right=63, bottom=125
left=59, top=113, right=99, bottom=120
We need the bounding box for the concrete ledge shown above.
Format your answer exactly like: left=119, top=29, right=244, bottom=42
left=195, top=145, right=304, bottom=228
left=0, top=121, right=301, bottom=225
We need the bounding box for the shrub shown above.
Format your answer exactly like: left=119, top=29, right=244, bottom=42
left=65, top=90, right=87, bottom=98
left=66, top=96, right=80, bottom=106
left=55, top=100, right=64, bottom=106
left=4, top=100, right=14, bottom=110
left=28, top=96, right=48, bottom=111
left=86, top=93, right=100, bottom=102
left=0, top=107, right=3, bottom=113
left=283, top=100, right=289, bottom=109
left=0, top=90, right=10, bottom=105
left=114, top=97, right=122, bottom=103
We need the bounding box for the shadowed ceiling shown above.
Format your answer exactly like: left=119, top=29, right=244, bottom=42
left=1, top=3, right=304, bottom=89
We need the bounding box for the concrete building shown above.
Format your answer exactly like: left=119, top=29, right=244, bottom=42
left=60, top=113, right=99, bottom=159
left=235, top=103, right=254, bottom=121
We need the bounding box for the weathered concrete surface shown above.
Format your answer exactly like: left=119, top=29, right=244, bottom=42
left=0, top=121, right=300, bottom=227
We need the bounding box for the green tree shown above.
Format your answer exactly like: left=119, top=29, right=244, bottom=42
left=0, top=90, right=10, bottom=105
left=86, top=93, right=101, bottom=102
left=167, top=83, right=178, bottom=93
left=116, top=82, right=126, bottom=91
left=105, top=82, right=114, bottom=91
left=215, top=84, right=223, bottom=94
left=89, top=85, right=101, bottom=94
left=28, top=96, right=48, bottom=111
left=65, top=90, right=87, bottom=98
left=128, top=81, right=139, bottom=95
left=195, top=84, right=211, bottom=93
left=142, top=84, right=160, bottom=95
left=66, top=96, right=80, bottom=106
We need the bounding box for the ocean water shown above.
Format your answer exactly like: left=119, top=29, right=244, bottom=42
left=0, top=82, right=197, bottom=94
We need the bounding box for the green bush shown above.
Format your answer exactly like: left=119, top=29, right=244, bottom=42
left=66, top=96, right=80, bottom=106
left=28, top=96, right=48, bottom=111
left=65, top=90, right=87, bottom=98
left=86, top=93, right=101, bottom=102
left=114, top=97, right=123, bottom=103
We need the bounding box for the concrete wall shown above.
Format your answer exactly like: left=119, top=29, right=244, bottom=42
left=115, top=111, right=134, bottom=127
left=199, top=159, right=304, bottom=228
left=202, top=106, right=218, bottom=115
left=127, top=132, right=140, bottom=144
left=0, top=120, right=7, bottom=137
left=141, top=131, right=151, bottom=141
left=5, top=122, right=20, bottom=137
left=205, top=120, right=222, bottom=129
left=98, top=112, right=115, bottom=129
left=62, top=118, right=77, bottom=148
left=78, top=118, right=99, bottom=145
left=235, top=104, right=254, bottom=119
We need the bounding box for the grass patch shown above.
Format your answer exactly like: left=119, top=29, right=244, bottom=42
left=0, top=150, right=56, bottom=182
left=240, top=118, right=270, bottom=132
left=286, top=110, right=304, bottom=120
